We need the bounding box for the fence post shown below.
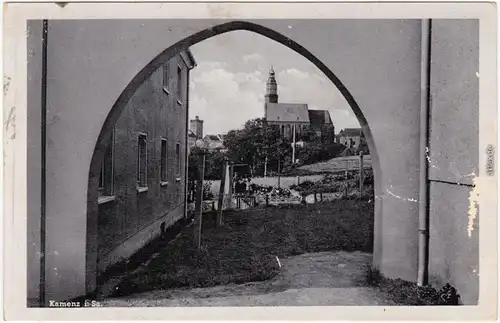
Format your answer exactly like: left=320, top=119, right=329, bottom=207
left=320, top=192, right=323, bottom=202
left=264, top=156, right=268, bottom=178
left=194, top=153, right=206, bottom=250
left=314, top=192, right=318, bottom=204
left=217, top=160, right=228, bottom=227
left=277, top=159, right=281, bottom=189
left=345, top=159, right=349, bottom=198
left=266, top=194, right=269, bottom=206
left=359, top=153, right=364, bottom=197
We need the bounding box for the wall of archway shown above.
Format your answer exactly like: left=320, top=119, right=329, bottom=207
left=29, top=19, right=426, bottom=301
left=85, top=22, right=386, bottom=293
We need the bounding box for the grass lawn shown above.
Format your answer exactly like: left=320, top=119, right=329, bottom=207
left=298, top=155, right=372, bottom=173
left=112, top=198, right=374, bottom=297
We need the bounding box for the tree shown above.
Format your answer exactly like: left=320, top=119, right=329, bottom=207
left=188, top=147, right=227, bottom=181
left=223, top=118, right=291, bottom=177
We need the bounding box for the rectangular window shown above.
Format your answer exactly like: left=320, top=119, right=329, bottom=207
left=176, top=66, right=182, bottom=102
left=137, top=133, right=148, bottom=188
left=176, top=142, right=181, bottom=175
left=163, top=64, right=169, bottom=93
left=160, top=138, right=168, bottom=183
left=98, top=129, right=114, bottom=196
left=99, top=159, right=105, bottom=189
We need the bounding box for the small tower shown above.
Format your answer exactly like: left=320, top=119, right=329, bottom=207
left=265, top=66, right=278, bottom=104
left=189, top=116, right=204, bottom=140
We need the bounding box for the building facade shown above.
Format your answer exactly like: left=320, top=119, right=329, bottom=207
left=263, top=67, right=335, bottom=144
left=337, top=128, right=365, bottom=149
left=188, top=116, right=226, bottom=152
left=95, top=49, right=196, bottom=275
left=203, top=134, right=226, bottom=151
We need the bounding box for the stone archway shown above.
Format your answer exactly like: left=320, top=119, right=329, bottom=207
left=86, top=20, right=382, bottom=293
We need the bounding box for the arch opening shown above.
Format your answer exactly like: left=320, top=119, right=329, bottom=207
left=86, top=20, right=382, bottom=294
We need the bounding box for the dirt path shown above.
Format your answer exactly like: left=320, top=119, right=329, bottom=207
left=102, top=251, right=395, bottom=307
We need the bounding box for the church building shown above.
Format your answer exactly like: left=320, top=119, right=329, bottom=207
left=263, top=67, right=335, bottom=144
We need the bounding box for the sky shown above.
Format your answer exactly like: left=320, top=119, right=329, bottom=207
left=188, top=30, right=360, bottom=136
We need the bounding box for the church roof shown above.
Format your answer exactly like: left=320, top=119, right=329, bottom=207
left=265, top=103, right=310, bottom=123
left=308, top=110, right=332, bottom=125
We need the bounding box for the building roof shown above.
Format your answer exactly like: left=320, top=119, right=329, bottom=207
left=338, top=128, right=363, bottom=137
left=188, top=129, right=197, bottom=138
left=205, top=134, right=222, bottom=141
left=265, top=103, right=310, bottom=123
left=308, top=109, right=332, bottom=125
left=200, top=135, right=225, bottom=150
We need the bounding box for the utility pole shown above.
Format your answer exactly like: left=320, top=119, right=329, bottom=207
left=227, top=164, right=234, bottom=209
left=264, top=155, right=268, bottom=178
left=277, top=157, right=281, bottom=189
left=292, top=124, right=296, bottom=166
left=193, top=152, right=206, bottom=250
left=217, top=158, right=228, bottom=227
left=345, top=158, right=349, bottom=197
left=359, top=152, right=364, bottom=197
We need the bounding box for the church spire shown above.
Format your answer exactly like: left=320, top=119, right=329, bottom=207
left=265, top=66, right=278, bottom=103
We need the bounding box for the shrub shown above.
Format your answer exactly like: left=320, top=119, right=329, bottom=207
left=296, top=142, right=345, bottom=166
left=298, top=180, right=315, bottom=190
left=365, top=265, right=461, bottom=305
left=353, top=169, right=374, bottom=186
left=203, top=180, right=214, bottom=200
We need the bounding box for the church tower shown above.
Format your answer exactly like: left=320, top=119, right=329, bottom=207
left=189, top=116, right=203, bottom=140
left=265, top=66, right=278, bottom=103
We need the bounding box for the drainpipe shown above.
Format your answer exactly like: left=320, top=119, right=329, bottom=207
left=184, top=53, right=196, bottom=219
left=417, top=19, right=432, bottom=287
left=39, top=19, right=49, bottom=307
left=184, top=69, right=190, bottom=219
